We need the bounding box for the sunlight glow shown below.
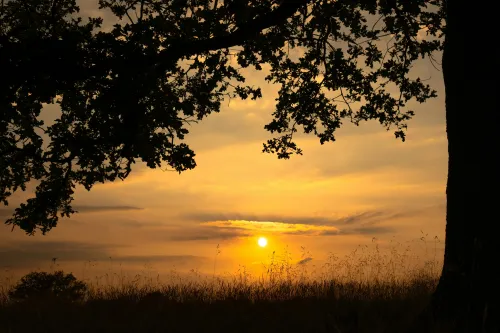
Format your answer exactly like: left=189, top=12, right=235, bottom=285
left=258, top=237, right=268, bottom=247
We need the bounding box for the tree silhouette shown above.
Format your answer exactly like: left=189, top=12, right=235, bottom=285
left=8, top=271, right=87, bottom=302
left=1, top=0, right=496, bottom=331
left=411, top=2, right=498, bottom=333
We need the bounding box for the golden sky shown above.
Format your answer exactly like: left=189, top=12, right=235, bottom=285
left=0, top=1, right=447, bottom=281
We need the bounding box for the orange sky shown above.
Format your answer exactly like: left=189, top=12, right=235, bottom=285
left=0, top=1, right=447, bottom=282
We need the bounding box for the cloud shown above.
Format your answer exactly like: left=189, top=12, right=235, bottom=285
left=155, top=226, right=252, bottom=242
left=179, top=210, right=407, bottom=238
left=74, top=205, right=144, bottom=213
left=0, top=241, right=121, bottom=268
left=147, top=217, right=391, bottom=241
left=111, top=255, right=207, bottom=266
left=199, top=220, right=393, bottom=237
left=203, top=220, right=340, bottom=236
left=281, top=229, right=322, bottom=236
left=0, top=241, right=207, bottom=269
left=118, top=220, right=164, bottom=228
left=183, top=212, right=345, bottom=226
left=332, top=226, right=396, bottom=236
left=334, top=211, right=385, bottom=225
left=305, top=127, right=447, bottom=179
left=182, top=210, right=403, bottom=227
left=185, top=109, right=272, bottom=152
left=318, top=230, right=341, bottom=236
left=1, top=206, right=143, bottom=220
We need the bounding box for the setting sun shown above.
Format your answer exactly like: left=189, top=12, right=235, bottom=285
left=257, top=237, right=268, bottom=247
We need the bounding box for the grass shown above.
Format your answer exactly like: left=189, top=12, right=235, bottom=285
left=0, top=238, right=442, bottom=333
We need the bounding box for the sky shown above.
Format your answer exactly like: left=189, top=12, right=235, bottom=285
left=0, top=1, right=447, bottom=282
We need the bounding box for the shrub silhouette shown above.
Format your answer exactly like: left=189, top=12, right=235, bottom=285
left=8, top=271, right=87, bottom=302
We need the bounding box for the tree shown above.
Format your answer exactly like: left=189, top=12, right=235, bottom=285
left=1, top=0, right=442, bottom=232
left=8, top=271, right=87, bottom=302
left=408, top=2, right=499, bottom=333
left=1, top=0, right=496, bottom=331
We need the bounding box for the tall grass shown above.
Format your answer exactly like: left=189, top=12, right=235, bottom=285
left=0, top=237, right=442, bottom=333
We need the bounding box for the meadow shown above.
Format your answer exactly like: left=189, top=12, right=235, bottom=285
left=0, top=237, right=442, bottom=333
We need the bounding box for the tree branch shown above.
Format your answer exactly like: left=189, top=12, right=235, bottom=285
left=139, top=0, right=144, bottom=23
left=156, top=0, right=311, bottom=71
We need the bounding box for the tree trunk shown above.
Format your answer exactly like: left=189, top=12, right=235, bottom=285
left=410, top=2, right=499, bottom=333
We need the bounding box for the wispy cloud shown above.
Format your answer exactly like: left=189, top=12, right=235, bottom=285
left=322, top=226, right=396, bottom=236
left=0, top=206, right=143, bottom=219
left=305, top=128, right=447, bottom=179
left=183, top=209, right=416, bottom=225
left=179, top=211, right=403, bottom=238
left=118, top=219, right=164, bottom=228
left=338, top=211, right=385, bottom=224
left=0, top=241, right=206, bottom=268
left=110, top=255, right=207, bottom=265
left=153, top=226, right=253, bottom=242
left=74, top=205, right=144, bottom=213
left=203, top=220, right=340, bottom=236
left=0, top=241, right=123, bottom=268
left=182, top=211, right=388, bottom=226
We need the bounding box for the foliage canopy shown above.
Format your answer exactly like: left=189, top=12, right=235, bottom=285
left=8, top=270, right=88, bottom=302
left=0, top=0, right=444, bottom=234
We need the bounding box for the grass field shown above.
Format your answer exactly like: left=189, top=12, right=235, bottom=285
left=0, top=239, right=442, bottom=333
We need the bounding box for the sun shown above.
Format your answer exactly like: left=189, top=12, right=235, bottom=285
left=257, top=237, right=268, bottom=247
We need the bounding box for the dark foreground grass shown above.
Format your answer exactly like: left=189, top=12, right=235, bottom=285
left=0, top=278, right=437, bottom=333
left=0, top=241, right=442, bottom=333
